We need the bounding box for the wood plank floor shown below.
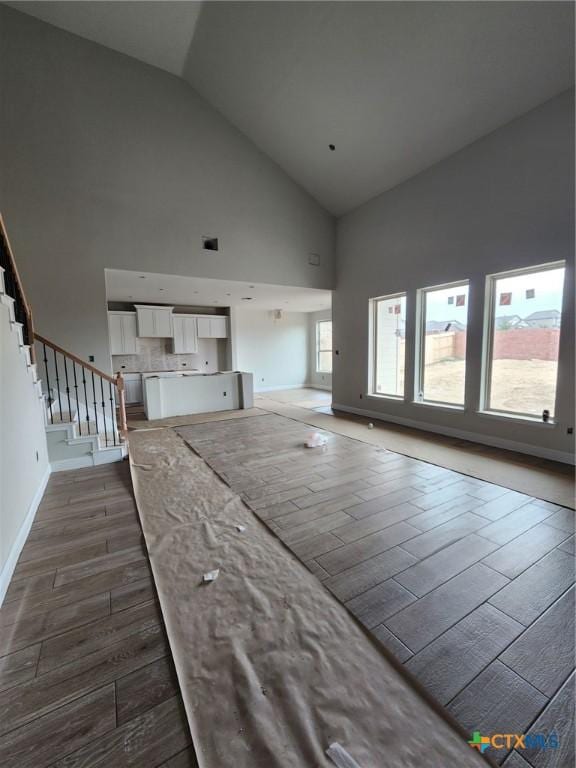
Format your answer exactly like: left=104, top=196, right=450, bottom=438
left=0, top=460, right=197, bottom=768
left=178, top=412, right=575, bottom=767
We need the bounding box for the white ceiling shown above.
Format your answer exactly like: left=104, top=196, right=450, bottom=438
left=8, top=2, right=574, bottom=214
left=105, top=269, right=332, bottom=313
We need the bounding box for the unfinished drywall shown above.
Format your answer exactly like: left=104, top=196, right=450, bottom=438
left=232, top=308, right=309, bottom=391
left=335, top=91, right=575, bottom=462
left=308, top=309, right=332, bottom=390
left=0, top=300, right=49, bottom=604
left=0, top=6, right=334, bottom=373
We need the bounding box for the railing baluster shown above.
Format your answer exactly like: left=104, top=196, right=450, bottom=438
left=27, top=331, right=126, bottom=452
left=82, top=366, right=90, bottom=434
left=53, top=349, right=63, bottom=420
left=63, top=356, right=72, bottom=426
left=100, top=377, right=109, bottom=446
left=72, top=361, right=81, bottom=436
left=91, top=371, right=99, bottom=438
left=109, top=381, right=117, bottom=446
left=42, top=342, right=53, bottom=424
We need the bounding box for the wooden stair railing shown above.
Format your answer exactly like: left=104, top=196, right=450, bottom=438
left=0, top=213, right=35, bottom=362
left=35, top=333, right=127, bottom=445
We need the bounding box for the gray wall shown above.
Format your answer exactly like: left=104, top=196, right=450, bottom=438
left=232, top=308, right=310, bottom=391
left=334, top=91, right=574, bottom=461
left=0, top=6, right=334, bottom=372
left=1, top=300, right=50, bottom=604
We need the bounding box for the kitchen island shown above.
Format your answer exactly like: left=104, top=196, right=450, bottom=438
left=142, top=371, right=254, bottom=420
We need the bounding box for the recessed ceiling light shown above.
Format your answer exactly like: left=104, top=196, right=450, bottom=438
left=139, top=275, right=146, bottom=279
left=241, top=297, right=253, bottom=301
left=249, top=285, right=255, bottom=289
left=193, top=291, right=199, bottom=294
left=226, top=293, right=231, bottom=297
left=159, top=288, right=164, bottom=292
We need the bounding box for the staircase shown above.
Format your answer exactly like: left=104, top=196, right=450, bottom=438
left=0, top=215, right=127, bottom=471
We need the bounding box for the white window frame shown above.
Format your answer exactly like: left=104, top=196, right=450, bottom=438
left=480, top=261, right=565, bottom=421
left=316, top=320, right=332, bottom=374
left=368, top=292, right=406, bottom=400
left=415, top=279, right=469, bottom=409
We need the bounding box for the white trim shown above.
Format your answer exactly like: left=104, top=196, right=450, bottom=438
left=0, top=466, right=50, bottom=607
left=50, top=456, right=94, bottom=472
left=254, top=383, right=310, bottom=393
left=51, top=445, right=126, bottom=472
left=332, top=402, right=575, bottom=466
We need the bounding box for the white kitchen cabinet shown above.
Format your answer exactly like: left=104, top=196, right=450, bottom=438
left=196, top=317, right=211, bottom=338
left=124, top=373, right=142, bottom=403
left=135, top=305, right=174, bottom=338
left=172, top=315, right=199, bottom=354
left=209, top=316, right=228, bottom=338
left=123, top=374, right=143, bottom=404
left=108, top=312, right=138, bottom=355
left=196, top=315, right=228, bottom=339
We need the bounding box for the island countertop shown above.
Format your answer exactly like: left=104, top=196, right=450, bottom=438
left=142, top=371, right=253, bottom=420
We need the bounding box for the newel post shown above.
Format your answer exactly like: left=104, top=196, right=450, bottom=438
left=115, top=372, right=128, bottom=437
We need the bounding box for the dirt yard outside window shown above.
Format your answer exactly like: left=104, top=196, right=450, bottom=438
left=423, top=359, right=558, bottom=416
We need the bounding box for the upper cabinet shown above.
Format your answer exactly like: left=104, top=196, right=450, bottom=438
left=172, top=315, right=199, bottom=354
left=109, top=312, right=138, bottom=355
left=135, top=305, right=174, bottom=338
left=197, top=316, right=228, bottom=339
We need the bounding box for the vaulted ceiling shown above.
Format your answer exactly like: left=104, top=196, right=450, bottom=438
left=7, top=1, right=575, bottom=215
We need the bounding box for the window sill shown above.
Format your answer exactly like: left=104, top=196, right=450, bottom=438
left=367, top=393, right=404, bottom=402
left=412, top=400, right=465, bottom=413
left=477, top=410, right=557, bottom=427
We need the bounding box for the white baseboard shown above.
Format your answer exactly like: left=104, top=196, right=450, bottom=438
left=50, top=456, right=95, bottom=472
left=51, top=445, right=126, bottom=472
left=0, top=465, right=51, bottom=607
left=255, top=383, right=309, bottom=393
left=332, top=402, right=576, bottom=466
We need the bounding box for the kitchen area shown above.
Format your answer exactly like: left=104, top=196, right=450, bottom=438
left=108, top=302, right=253, bottom=419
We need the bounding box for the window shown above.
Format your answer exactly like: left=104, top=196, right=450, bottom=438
left=483, top=263, right=565, bottom=419
left=416, top=281, right=469, bottom=406
left=370, top=294, right=406, bottom=398
left=316, top=320, right=332, bottom=373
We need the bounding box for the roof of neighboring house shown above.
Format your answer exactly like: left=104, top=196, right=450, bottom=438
left=524, top=310, right=561, bottom=321
left=494, top=314, right=524, bottom=329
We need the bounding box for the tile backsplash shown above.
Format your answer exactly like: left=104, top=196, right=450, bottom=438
left=112, top=337, right=224, bottom=373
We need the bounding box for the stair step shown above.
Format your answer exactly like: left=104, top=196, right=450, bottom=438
left=50, top=411, right=77, bottom=424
